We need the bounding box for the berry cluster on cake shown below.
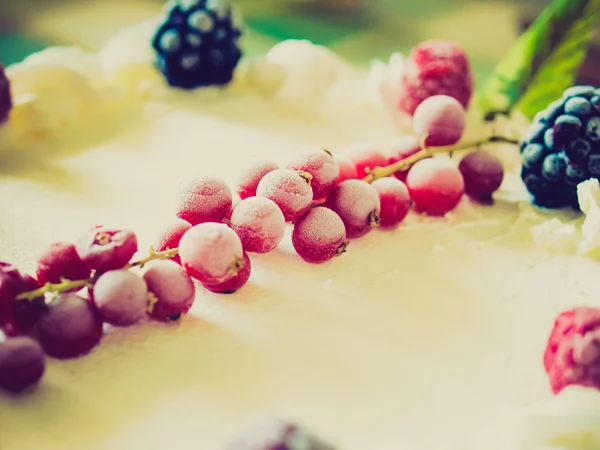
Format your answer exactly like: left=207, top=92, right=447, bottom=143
left=0, top=1, right=600, bottom=449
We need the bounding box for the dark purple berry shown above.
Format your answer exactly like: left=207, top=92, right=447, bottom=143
left=0, top=337, right=45, bottom=393
left=553, top=115, right=582, bottom=147
left=0, top=62, right=11, bottom=124
left=76, top=227, right=138, bottom=273
left=458, top=150, right=504, bottom=203
left=0, top=263, right=45, bottom=336
left=541, top=154, right=567, bottom=182
left=586, top=116, right=600, bottom=142
left=565, top=164, right=588, bottom=186
left=523, top=172, right=549, bottom=197
left=536, top=99, right=564, bottom=124
left=544, top=128, right=557, bottom=150
left=522, top=143, right=546, bottom=170
left=563, top=85, right=595, bottom=99
left=590, top=95, right=600, bottom=114
left=588, top=155, right=600, bottom=177
left=564, top=97, right=592, bottom=118
left=522, top=121, right=547, bottom=144
left=566, top=138, right=593, bottom=166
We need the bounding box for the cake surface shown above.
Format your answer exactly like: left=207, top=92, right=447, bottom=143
left=1, top=11, right=600, bottom=450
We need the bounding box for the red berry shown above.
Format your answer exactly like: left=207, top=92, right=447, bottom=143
left=398, top=40, right=473, bottom=115
left=176, top=176, right=233, bottom=225
left=335, top=156, right=359, bottom=184
left=36, top=242, right=92, bottom=287
left=0, top=337, right=46, bottom=393
left=230, top=197, right=285, bottom=253
left=412, top=95, right=466, bottom=147
left=236, top=160, right=279, bottom=200
left=0, top=62, right=11, bottom=125
left=292, top=207, right=348, bottom=263
left=387, top=135, right=422, bottom=181
left=344, top=141, right=387, bottom=179
left=325, top=180, right=380, bottom=238
left=154, top=219, right=192, bottom=265
left=544, top=307, right=600, bottom=394
left=179, top=223, right=245, bottom=285
left=0, top=263, right=45, bottom=336
left=93, top=270, right=148, bottom=326
left=76, top=227, right=138, bottom=273
left=406, top=158, right=464, bottom=216
left=371, top=178, right=411, bottom=228
left=144, top=260, right=196, bottom=321
left=458, top=150, right=504, bottom=204
left=202, top=252, right=251, bottom=294
left=288, top=148, right=339, bottom=199
left=256, top=169, right=313, bottom=222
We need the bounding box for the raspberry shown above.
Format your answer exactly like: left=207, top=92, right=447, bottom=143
left=0, top=61, right=11, bottom=124
left=398, top=40, right=474, bottom=115
left=0, top=263, right=45, bottom=336
left=152, top=0, right=242, bottom=89
left=256, top=169, right=313, bottom=222
left=287, top=149, right=339, bottom=200
left=76, top=227, right=138, bottom=273
left=344, top=141, right=388, bottom=179
left=202, top=251, right=251, bottom=293
left=520, top=86, right=600, bottom=209
left=230, top=197, right=285, bottom=253
left=177, top=176, right=233, bottom=225
left=325, top=180, right=380, bottom=238
left=236, top=160, right=279, bottom=200
left=36, top=242, right=92, bottom=287
left=292, top=207, right=348, bottom=263
left=544, top=307, right=600, bottom=394
left=387, top=135, right=422, bottom=181
left=371, top=178, right=412, bottom=228
left=154, top=218, right=192, bottom=265
left=412, top=95, right=466, bottom=147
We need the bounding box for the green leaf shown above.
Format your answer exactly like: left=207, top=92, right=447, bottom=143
left=477, top=0, right=600, bottom=121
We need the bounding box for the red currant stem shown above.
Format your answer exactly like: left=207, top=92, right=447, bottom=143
left=362, top=135, right=519, bottom=183
left=16, top=247, right=179, bottom=301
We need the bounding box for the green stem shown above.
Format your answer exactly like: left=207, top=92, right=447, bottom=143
left=362, top=135, right=519, bottom=183
left=16, top=247, right=179, bottom=301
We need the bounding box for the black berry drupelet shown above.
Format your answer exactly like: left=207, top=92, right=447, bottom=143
left=521, top=85, right=600, bottom=209
left=152, top=0, right=242, bottom=89
left=0, top=61, right=12, bottom=124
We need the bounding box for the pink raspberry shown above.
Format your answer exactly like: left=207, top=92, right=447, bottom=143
left=236, top=161, right=279, bottom=200
left=397, top=40, right=473, bottom=115
left=154, top=219, right=192, bottom=265
left=544, top=307, right=600, bottom=394
left=0, top=62, right=11, bottom=124
left=36, top=242, right=92, bottom=287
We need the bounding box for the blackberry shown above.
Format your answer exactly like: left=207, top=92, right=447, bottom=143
left=152, top=0, right=242, bottom=89
left=0, top=61, right=11, bottom=124
left=520, top=85, right=600, bottom=209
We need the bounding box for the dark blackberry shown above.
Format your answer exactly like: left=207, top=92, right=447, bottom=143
left=0, top=61, right=11, bottom=124
left=152, top=0, right=242, bottom=89
left=520, top=85, right=600, bottom=209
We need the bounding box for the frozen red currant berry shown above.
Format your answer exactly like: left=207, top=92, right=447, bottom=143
left=144, top=260, right=196, bottom=321
left=335, top=155, right=358, bottom=184
left=256, top=169, right=313, bottom=222
left=177, top=176, right=233, bottom=225
left=36, top=242, right=92, bottom=287
left=202, top=252, right=251, bottom=294
left=344, top=141, right=387, bottom=179
left=236, top=160, right=279, bottom=200
left=292, top=207, right=348, bottom=263
left=398, top=40, right=473, bottom=115
left=230, top=197, right=285, bottom=253
left=288, top=148, right=339, bottom=200
left=154, top=219, right=192, bottom=265
left=387, top=135, right=422, bottom=181
left=179, top=222, right=245, bottom=286
left=544, top=307, right=600, bottom=394
left=0, top=61, right=11, bottom=125
left=92, top=270, right=148, bottom=326
left=406, top=158, right=464, bottom=216
left=326, top=180, right=380, bottom=238
left=412, top=95, right=466, bottom=147
left=458, top=150, right=504, bottom=204
left=76, top=227, right=138, bottom=273
left=0, top=263, right=45, bottom=336
left=0, top=336, right=46, bottom=393
left=372, top=178, right=412, bottom=228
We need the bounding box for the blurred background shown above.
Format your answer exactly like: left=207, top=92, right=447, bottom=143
left=0, top=0, right=598, bottom=85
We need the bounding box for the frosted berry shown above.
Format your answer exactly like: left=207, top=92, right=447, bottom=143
left=325, top=180, right=380, bottom=238
left=202, top=252, right=251, bottom=294
left=93, top=270, right=148, bottom=326
left=564, top=96, right=592, bottom=118
left=154, top=218, right=192, bottom=265
left=179, top=222, right=245, bottom=285
left=236, top=160, right=278, bottom=200
left=76, top=227, right=138, bottom=273
left=458, top=150, right=504, bottom=203
left=288, top=149, right=339, bottom=199
left=152, top=0, right=242, bottom=89
left=406, top=158, right=464, bottom=216
left=0, top=263, right=45, bottom=336
left=544, top=307, right=600, bottom=394
left=292, top=207, right=348, bottom=263
left=553, top=115, right=582, bottom=147
left=0, top=337, right=45, bottom=393
left=397, top=40, right=473, bottom=115
left=335, top=156, right=358, bottom=184
left=412, top=95, right=466, bottom=147
left=256, top=169, right=313, bottom=222
left=387, top=135, right=422, bottom=181
left=230, top=197, right=285, bottom=253
left=371, top=178, right=411, bottom=228
left=37, top=294, right=103, bottom=359
left=144, top=260, right=196, bottom=321
left=177, top=176, right=233, bottom=225
left=36, top=242, right=91, bottom=287
left=0, top=61, right=11, bottom=124
left=344, top=141, right=387, bottom=179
